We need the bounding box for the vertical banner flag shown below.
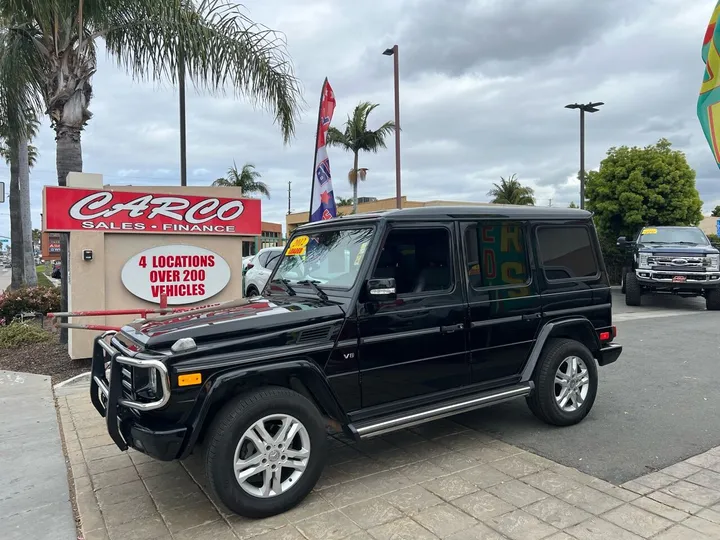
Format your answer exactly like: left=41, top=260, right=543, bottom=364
left=309, top=79, right=337, bottom=222
left=698, top=1, right=720, bottom=167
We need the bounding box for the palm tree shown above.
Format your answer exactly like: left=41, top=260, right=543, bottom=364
left=326, top=102, right=395, bottom=213
left=212, top=161, right=270, bottom=198
left=488, top=174, right=536, bottom=205
left=0, top=0, right=301, bottom=340
left=336, top=196, right=353, bottom=207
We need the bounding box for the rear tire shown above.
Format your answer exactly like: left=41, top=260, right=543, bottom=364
left=246, top=285, right=259, bottom=297
left=707, top=289, right=720, bottom=311
left=526, top=338, right=598, bottom=427
left=204, top=387, right=328, bottom=518
left=625, top=272, right=642, bottom=306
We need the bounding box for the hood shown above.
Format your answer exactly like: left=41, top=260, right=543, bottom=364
left=637, top=242, right=718, bottom=254
left=119, top=294, right=346, bottom=350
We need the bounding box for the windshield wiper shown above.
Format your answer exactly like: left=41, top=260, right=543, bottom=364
left=297, top=279, right=329, bottom=302
left=270, top=278, right=296, bottom=296
left=672, top=241, right=702, bottom=245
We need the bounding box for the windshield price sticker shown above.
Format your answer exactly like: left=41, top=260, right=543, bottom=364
left=286, top=235, right=309, bottom=256
left=642, top=228, right=658, bottom=234
left=121, top=245, right=231, bottom=305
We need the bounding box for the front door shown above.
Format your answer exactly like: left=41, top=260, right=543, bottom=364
left=461, top=220, right=543, bottom=384
left=357, top=223, right=469, bottom=408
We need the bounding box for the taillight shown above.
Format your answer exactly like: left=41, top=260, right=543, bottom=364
left=247, top=263, right=254, bottom=270
left=599, top=331, right=611, bottom=341
left=599, top=326, right=617, bottom=342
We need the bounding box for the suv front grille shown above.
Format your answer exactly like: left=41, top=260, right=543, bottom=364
left=649, top=255, right=705, bottom=267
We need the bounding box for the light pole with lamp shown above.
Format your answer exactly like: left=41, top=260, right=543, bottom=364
left=383, top=45, right=402, bottom=209
left=565, top=102, right=603, bottom=209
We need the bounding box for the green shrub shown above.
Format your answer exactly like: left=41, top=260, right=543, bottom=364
left=0, top=286, right=61, bottom=324
left=0, top=321, right=51, bottom=347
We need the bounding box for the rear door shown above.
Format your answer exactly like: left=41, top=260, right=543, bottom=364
left=461, top=219, right=543, bottom=384
left=534, top=223, right=607, bottom=328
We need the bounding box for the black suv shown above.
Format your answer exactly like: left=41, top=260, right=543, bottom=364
left=90, top=206, right=622, bottom=518
left=618, top=226, right=720, bottom=309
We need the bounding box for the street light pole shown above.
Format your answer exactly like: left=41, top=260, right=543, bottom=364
left=383, top=45, right=401, bottom=209
left=565, top=101, right=603, bottom=210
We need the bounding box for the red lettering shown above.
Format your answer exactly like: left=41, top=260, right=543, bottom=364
left=138, top=256, right=147, bottom=268
left=208, top=255, right=215, bottom=267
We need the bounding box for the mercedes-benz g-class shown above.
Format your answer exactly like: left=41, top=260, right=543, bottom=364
left=91, top=206, right=622, bottom=518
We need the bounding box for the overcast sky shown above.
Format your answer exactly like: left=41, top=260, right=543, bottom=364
left=5, top=0, right=720, bottom=239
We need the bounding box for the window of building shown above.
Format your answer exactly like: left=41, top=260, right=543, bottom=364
left=464, top=222, right=529, bottom=289
left=536, top=226, right=598, bottom=280
left=371, top=228, right=452, bottom=295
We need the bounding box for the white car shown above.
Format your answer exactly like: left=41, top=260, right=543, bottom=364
left=244, top=247, right=284, bottom=297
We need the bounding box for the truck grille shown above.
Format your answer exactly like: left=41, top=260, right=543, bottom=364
left=648, top=255, right=705, bottom=267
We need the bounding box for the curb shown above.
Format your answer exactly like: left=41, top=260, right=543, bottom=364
left=53, top=371, right=91, bottom=389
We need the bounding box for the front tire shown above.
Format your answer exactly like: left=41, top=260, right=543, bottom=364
left=707, top=289, right=720, bottom=311
left=625, top=272, right=642, bottom=306
left=526, top=338, right=598, bottom=427
left=205, top=387, right=328, bottom=518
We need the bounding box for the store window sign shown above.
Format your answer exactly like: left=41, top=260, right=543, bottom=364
left=121, top=245, right=231, bottom=305
left=42, top=186, right=261, bottom=235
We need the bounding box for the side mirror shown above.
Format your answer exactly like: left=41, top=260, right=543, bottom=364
left=366, top=278, right=397, bottom=301
left=616, top=236, right=632, bottom=247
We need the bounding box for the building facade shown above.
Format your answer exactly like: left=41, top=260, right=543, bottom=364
left=286, top=196, right=496, bottom=234
left=241, top=221, right=284, bottom=256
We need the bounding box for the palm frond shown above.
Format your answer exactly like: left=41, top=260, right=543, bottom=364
left=101, top=0, right=302, bottom=142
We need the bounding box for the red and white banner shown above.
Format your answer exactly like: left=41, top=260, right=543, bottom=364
left=43, top=186, right=261, bottom=235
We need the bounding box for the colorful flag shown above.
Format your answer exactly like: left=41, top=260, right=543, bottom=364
left=309, top=79, right=337, bottom=222
left=698, top=0, right=720, bottom=166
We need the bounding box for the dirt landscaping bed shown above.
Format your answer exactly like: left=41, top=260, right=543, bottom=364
left=0, top=320, right=91, bottom=384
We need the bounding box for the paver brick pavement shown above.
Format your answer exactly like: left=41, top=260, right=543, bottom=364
left=58, top=384, right=720, bottom=540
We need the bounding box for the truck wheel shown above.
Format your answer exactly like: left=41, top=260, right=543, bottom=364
left=204, top=387, right=328, bottom=518
left=526, top=338, right=598, bottom=427
left=625, top=273, right=642, bottom=306
left=707, top=289, right=720, bottom=311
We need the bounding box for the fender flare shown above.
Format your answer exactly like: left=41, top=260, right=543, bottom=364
left=520, top=316, right=601, bottom=382
left=178, top=359, right=348, bottom=458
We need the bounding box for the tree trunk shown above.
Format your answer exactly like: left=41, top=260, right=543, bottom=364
left=8, top=145, right=23, bottom=290
left=56, top=125, right=83, bottom=344
left=18, top=138, right=37, bottom=286
left=352, top=152, right=359, bottom=214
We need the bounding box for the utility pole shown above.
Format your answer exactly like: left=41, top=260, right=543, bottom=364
left=548, top=198, right=553, bottom=207
left=287, top=181, right=291, bottom=215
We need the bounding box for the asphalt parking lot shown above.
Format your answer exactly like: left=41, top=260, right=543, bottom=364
left=456, top=288, right=720, bottom=485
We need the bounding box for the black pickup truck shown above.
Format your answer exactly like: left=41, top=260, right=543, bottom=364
left=618, top=225, right=720, bottom=309
left=91, top=206, right=622, bottom=518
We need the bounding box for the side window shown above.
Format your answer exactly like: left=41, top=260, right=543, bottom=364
left=537, top=226, right=598, bottom=280
left=464, top=222, right=529, bottom=289
left=257, top=251, right=270, bottom=268
left=372, top=228, right=452, bottom=295
left=266, top=252, right=282, bottom=270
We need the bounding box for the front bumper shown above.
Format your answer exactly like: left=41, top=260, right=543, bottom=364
left=597, top=342, right=622, bottom=366
left=635, top=269, right=720, bottom=289
left=90, top=332, right=185, bottom=461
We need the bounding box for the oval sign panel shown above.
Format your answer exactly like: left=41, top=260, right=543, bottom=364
left=121, top=244, right=231, bottom=305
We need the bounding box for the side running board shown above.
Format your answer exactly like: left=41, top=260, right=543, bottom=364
left=347, top=383, right=533, bottom=440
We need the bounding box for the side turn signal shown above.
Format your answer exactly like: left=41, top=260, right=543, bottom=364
left=178, top=373, right=202, bottom=387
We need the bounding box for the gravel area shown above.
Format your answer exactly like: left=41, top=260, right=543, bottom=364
left=0, top=323, right=91, bottom=384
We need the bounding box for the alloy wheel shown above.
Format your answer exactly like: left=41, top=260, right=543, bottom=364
left=233, top=414, right=311, bottom=498
left=554, top=356, right=590, bottom=412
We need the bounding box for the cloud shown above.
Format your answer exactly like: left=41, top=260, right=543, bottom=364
left=7, top=0, right=720, bottom=240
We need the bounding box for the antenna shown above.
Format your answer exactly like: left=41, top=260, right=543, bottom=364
left=287, top=181, right=291, bottom=215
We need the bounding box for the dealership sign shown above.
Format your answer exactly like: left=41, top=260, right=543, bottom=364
left=121, top=245, right=231, bottom=305
left=43, top=186, right=261, bottom=235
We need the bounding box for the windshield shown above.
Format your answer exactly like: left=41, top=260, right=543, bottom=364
left=639, top=227, right=709, bottom=245
left=274, top=228, right=374, bottom=289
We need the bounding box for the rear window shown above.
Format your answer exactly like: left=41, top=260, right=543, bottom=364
left=537, top=226, right=598, bottom=281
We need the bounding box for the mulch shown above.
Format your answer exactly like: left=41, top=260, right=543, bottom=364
left=0, top=321, right=91, bottom=384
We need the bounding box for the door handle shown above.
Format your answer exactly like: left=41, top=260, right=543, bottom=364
left=522, top=313, right=542, bottom=321
left=440, top=324, right=465, bottom=334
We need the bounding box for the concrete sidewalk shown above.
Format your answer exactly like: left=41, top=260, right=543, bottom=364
left=0, top=370, right=76, bottom=540
left=57, top=380, right=720, bottom=540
